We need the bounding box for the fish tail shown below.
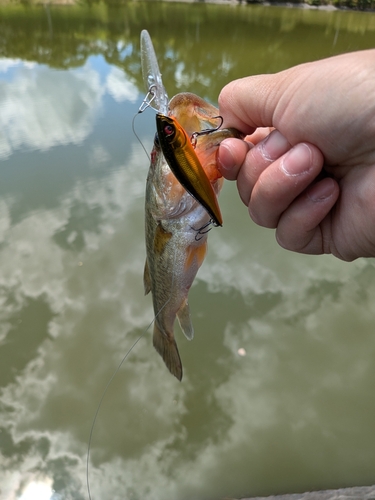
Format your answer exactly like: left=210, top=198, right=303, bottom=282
left=153, top=323, right=183, bottom=381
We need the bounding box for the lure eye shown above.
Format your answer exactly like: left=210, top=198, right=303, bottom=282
left=164, top=124, right=174, bottom=137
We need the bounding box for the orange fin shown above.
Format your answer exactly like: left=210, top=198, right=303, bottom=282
left=153, top=323, right=183, bottom=381
left=185, top=241, right=207, bottom=273
left=154, top=223, right=172, bottom=255
left=177, top=299, right=194, bottom=340
left=143, top=259, right=151, bottom=295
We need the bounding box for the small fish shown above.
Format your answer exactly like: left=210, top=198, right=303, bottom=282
left=144, top=93, right=241, bottom=380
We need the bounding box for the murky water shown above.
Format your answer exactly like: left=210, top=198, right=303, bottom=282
left=1, top=3, right=375, bottom=500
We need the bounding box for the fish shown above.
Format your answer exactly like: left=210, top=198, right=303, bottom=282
left=144, top=92, right=242, bottom=380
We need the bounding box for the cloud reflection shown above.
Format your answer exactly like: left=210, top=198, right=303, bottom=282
left=19, top=478, right=54, bottom=500
left=0, top=59, right=36, bottom=73
left=0, top=57, right=140, bottom=160
left=105, top=66, right=139, bottom=103
left=0, top=87, right=150, bottom=492
left=0, top=61, right=102, bottom=159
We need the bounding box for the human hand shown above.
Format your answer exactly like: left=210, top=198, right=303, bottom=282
left=217, top=50, right=375, bottom=261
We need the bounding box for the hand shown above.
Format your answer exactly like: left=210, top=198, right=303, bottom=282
left=217, top=50, right=375, bottom=261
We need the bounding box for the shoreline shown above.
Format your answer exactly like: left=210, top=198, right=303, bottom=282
left=0, top=0, right=373, bottom=11
left=242, top=484, right=375, bottom=500
left=162, top=0, right=340, bottom=9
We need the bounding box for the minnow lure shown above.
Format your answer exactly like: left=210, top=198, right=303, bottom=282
left=156, top=113, right=223, bottom=226
left=140, top=29, right=169, bottom=115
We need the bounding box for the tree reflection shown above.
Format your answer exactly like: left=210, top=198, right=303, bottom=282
left=1, top=2, right=375, bottom=103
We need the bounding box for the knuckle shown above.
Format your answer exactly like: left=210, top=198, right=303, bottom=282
left=248, top=203, right=277, bottom=229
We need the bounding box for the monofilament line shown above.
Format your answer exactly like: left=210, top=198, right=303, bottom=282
left=86, top=250, right=177, bottom=500
left=86, top=332, right=146, bottom=500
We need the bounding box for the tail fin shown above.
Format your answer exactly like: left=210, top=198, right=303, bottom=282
left=153, top=323, right=183, bottom=381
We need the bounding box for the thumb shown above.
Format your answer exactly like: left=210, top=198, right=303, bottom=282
left=218, top=73, right=288, bottom=134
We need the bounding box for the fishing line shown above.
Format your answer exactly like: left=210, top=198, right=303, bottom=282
left=132, top=114, right=151, bottom=163
left=132, top=85, right=159, bottom=162
left=86, top=247, right=178, bottom=500
left=86, top=331, right=146, bottom=500
left=87, top=92, right=156, bottom=500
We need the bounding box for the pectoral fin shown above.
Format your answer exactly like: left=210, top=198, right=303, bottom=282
left=177, top=299, right=194, bottom=340
left=154, top=223, right=172, bottom=255
left=185, top=241, right=207, bottom=272
left=153, top=323, right=183, bottom=381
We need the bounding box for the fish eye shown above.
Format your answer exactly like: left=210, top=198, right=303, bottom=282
left=154, top=132, right=160, bottom=147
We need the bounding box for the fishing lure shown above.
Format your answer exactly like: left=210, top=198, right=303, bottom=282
left=140, top=29, right=169, bottom=115
left=156, top=113, right=223, bottom=227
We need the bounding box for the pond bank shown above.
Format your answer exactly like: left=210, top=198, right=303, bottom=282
left=165, top=0, right=374, bottom=9
left=242, top=484, right=375, bottom=500
left=1, top=0, right=375, bottom=11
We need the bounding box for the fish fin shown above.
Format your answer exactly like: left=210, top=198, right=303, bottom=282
left=153, top=323, right=183, bottom=381
left=143, top=259, right=151, bottom=295
left=177, top=299, right=194, bottom=340
left=154, top=223, right=172, bottom=255
left=185, top=241, right=207, bottom=272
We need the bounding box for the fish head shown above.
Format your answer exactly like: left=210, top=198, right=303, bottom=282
left=194, top=127, right=243, bottom=189
left=169, top=92, right=221, bottom=137
left=168, top=93, right=242, bottom=186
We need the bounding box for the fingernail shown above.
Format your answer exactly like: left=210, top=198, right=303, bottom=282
left=217, top=141, right=236, bottom=172
left=260, top=130, right=291, bottom=161
left=307, top=178, right=336, bottom=202
left=281, top=143, right=312, bottom=176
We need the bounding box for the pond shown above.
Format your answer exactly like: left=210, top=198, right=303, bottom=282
left=1, top=2, right=375, bottom=500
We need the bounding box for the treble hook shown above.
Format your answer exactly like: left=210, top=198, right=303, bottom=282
left=192, top=219, right=215, bottom=241
left=138, top=85, right=157, bottom=113
left=190, top=115, right=224, bottom=148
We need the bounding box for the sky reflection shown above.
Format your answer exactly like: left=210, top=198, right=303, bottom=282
left=0, top=56, right=140, bottom=160
left=19, top=478, right=55, bottom=500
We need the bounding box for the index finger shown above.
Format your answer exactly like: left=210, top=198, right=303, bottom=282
left=218, top=74, right=285, bottom=133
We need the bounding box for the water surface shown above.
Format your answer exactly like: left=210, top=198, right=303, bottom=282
left=0, top=3, right=375, bottom=500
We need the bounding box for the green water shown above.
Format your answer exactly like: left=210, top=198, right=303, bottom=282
left=0, top=2, right=375, bottom=499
